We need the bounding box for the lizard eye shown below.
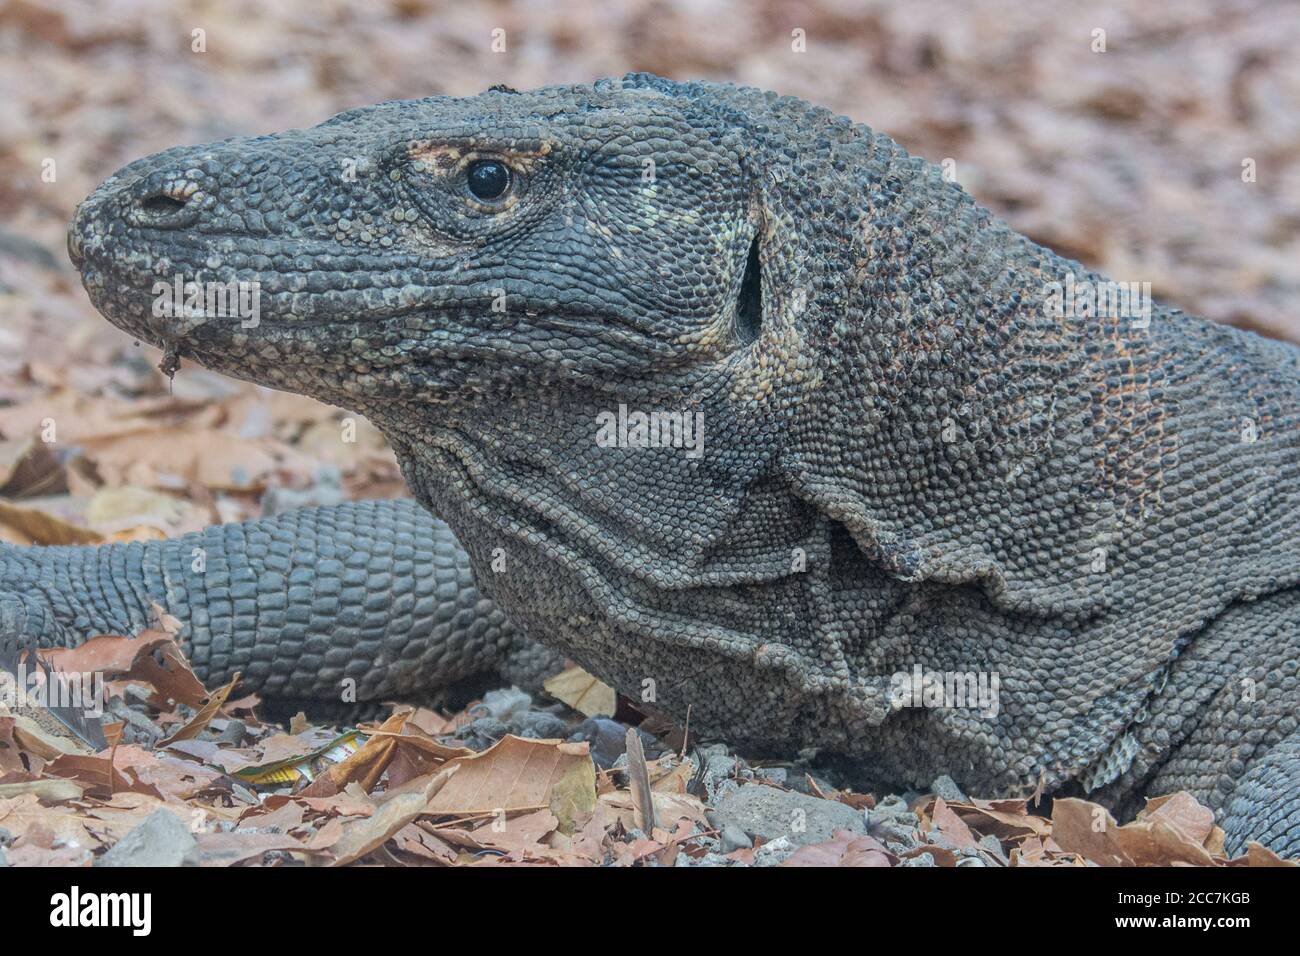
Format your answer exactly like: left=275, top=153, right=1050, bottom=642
left=466, top=160, right=511, bottom=201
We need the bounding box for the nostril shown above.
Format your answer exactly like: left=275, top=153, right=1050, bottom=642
left=140, top=193, right=188, bottom=217
left=133, top=187, right=200, bottom=229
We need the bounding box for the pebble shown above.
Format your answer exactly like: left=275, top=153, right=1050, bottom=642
left=751, top=835, right=797, bottom=866
left=718, top=824, right=753, bottom=853
left=95, top=809, right=200, bottom=868
left=216, top=719, right=247, bottom=747
left=458, top=716, right=508, bottom=751
left=711, top=784, right=867, bottom=847
left=931, top=774, right=968, bottom=803
left=510, top=710, right=569, bottom=740
left=477, top=687, right=532, bottom=722
left=754, top=767, right=788, bottom=787
left=900, top=851, right=937, bottom=867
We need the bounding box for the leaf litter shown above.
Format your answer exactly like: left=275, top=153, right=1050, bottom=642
left=0, top=647, right=1293, bottom=866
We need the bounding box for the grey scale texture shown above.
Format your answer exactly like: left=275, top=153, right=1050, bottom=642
left=3, top=75, right=1295, bottom=854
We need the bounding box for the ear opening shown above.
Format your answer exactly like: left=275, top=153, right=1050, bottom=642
left=734, top=235, right=763, bottom=345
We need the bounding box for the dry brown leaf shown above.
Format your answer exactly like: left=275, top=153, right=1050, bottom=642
left=300, top=711, right=410, bottom=796
left=0, top=435, right=64, bottom=498
left=78, top=428, right=310, bottom=492
left=0, top=716, right=27, bottom=775
left=566, top=801, right=612, bottom=863
left=625, top=727, right=655, bottom=833
left=325, top=764, right=460, bottom=866
left=391, top=822, right=457, bottom=864
left=398, top=706, right=457, bottom=736
left=44, top=631, right=208, bottom=708
left=898, top=844, right=960, bottom=866
left=782, top=829, right=896, bottom=867
left=0, top=793, right=101, bottom=849
left=10, top=711, right=96, bottom=761
left=1051, top=795, right=1221, bottom=866
left=950, top=797, right=1054, bottom=840
left=0, top=498, right=102, bottom=545
left=44, top=752, right=162, bottom=799
left=0, top=778, right=86, bottom=802
left=1049, top=798, right=1131, bottom=866
left=548, top=757, right=598, bottom=835
left=648, top=758, right=694, bottom=794
left=543, top=665, right=616, bottom=717
left=599, top=789, right=709, bottom=830
left=157, top=672, right=241, bottom=747
left=102, top=745, right=227, bottom=801
left=83, top=485, right=207, bottom=536
left=425, top=735, right=596, bottom=816
left=2, top=841, right=94, bottom=867
left=1136, top=791, right=1216, bottom=846
left=1226, top=843, right=1298, bottom=867
left=930, top=797, right=980, bottom=849
left=470, top=808, right=559, bottom=854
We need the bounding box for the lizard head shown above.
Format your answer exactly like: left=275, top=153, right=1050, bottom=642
left=73, top=75, right=1039, bottom=756
left=68, top=75, right=866, bottom=752
left=68, top=74, right=769, bottom=416
left=69, top=75, right=1225, bottom=770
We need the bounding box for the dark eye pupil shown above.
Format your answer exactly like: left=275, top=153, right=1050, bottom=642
left=467, top=161, right=510, bottom=200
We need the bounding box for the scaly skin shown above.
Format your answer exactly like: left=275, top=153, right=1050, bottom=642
left=39, top=74, right=1300, bottom=853
left=1, top=500, right=558, bottom=707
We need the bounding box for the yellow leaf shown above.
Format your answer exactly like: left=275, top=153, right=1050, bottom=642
left=543, top=666, right=616, bottom=717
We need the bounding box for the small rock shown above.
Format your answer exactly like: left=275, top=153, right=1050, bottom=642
left=870, top=820, right=922, bottom=851
left=785, top=771, right=835, bottom=797
left=931, top=774, right=967, bottom=803
left=460, top=717, right=508, bottom=750
left=95, top=809, right=200, bottom=868
left=510, top=711, right=568, bottom=740
left=754, top=767, right=788, bottom=787
left=702, top=753, right=753, bottom=801
left=712, top=784, right=866, bottom=847
left=900, top=851, right=937, bottom=867
left=216, top=719, right=246, bottom=747
left=706, top=753, right=743, bottom=781
left=107, top=697, right=163, bottom=745
left=718, top=824, right=753, bottom=853
left=123, top=683, right=155, bottom=706
left=978, top=833, right=1009, bottom=863
left=752, top=835, right=797, bottom=866
left=478, top=687, right=532, bottom=722
left=867, top=794, right=914, bottom=821
left=568, top=717, right=660, bottom=769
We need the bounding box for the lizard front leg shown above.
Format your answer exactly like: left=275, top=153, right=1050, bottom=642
left=0, top=498, right=557, bottom=711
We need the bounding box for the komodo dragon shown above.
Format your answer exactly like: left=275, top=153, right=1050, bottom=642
left=10, top=74, right=1300, bottom=853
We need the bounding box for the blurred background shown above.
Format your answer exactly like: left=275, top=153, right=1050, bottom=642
left=0, top=0, right=1297, bottom=540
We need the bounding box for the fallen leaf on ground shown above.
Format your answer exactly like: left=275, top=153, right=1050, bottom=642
left=783, top=829, right=896, bottom=867
left=425, top=735, right=595, bottom=817
left=158, top=672, right=241, bottom=746
left=326, top=764, right=460, bottom=866
left=543, top=665, right=616, bottom=717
